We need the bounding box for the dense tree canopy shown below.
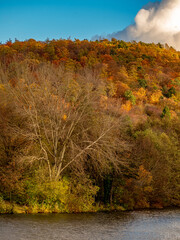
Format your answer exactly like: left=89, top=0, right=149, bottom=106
left=0, top=39, right=179, bottom=213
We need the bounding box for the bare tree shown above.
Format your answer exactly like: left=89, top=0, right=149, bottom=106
left=4, top=63, right=127, bottom=181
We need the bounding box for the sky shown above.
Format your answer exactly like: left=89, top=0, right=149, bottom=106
left=0, top=0, right=158, bottom=42
left=105, top=0, right=180, bottom=50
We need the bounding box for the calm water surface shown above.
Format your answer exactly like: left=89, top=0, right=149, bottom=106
left=0, top=209, right=180, bottom=240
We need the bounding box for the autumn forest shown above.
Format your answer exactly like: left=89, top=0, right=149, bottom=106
left=0, top=38, right=179, bottom=213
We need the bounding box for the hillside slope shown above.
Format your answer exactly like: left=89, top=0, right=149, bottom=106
left=0, top=39, right=179, bottom=213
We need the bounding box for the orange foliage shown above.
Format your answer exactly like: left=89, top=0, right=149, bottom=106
left=121, top=100, right=132, bottom=112
left=115, top=82, right=130, bottom=98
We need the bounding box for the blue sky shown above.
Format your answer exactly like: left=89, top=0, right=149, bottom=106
left=0, top=0, right=159, bottom=42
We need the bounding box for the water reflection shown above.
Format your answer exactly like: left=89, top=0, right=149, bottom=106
left=0, top=209, right=180, bottom=240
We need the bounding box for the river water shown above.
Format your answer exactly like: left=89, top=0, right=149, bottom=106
left=0, top=209, right=180, bottom=240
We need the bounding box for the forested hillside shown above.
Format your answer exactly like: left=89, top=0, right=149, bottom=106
left=0, top=39, right=179, bottom=213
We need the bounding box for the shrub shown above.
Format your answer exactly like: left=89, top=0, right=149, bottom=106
left=124, top=90, right=136, bottom=105
left=138, top=79, right=147, bottom=88
left=161, top=106, right=171, bottom=118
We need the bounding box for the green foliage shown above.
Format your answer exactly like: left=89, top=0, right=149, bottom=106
left=161, top=106, right=171, bottom=118
left=162, top=86, right=176, bottom=98
left=124, top=90, right=136, bottom=105
left=65, top=178, right=99, bottom=212
left=174, top=78, right=180, bottom=86
left=132, top=122, right=180, bottom=206
left=138, top=79, right=147, bottom=88
left=0, top=196, right=13, bottom=213
left=25, top=178, right=69, bottom=208
left=22, top=176, right=99, bottom=213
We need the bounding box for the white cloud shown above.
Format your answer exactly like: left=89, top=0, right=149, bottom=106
left=95, top=0, right=180, bottom=50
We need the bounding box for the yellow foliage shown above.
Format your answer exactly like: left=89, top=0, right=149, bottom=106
left=121, top=100, right=132, bottom=112
left=150, top=90, right=162, bottom=104
left=0, top=84, right=5, bottom=91
left=135, top=88, right=147, bottom=102
left=12, top=204, right=27, bottom=214
left=171, top=94, right=179, bottom=102
left=0, top=198, right=13, bottom=213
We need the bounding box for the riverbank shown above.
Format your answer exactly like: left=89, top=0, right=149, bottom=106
left=1, top=199, right=177, bottom=214
left=0, top=199, right=123, bottom=214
